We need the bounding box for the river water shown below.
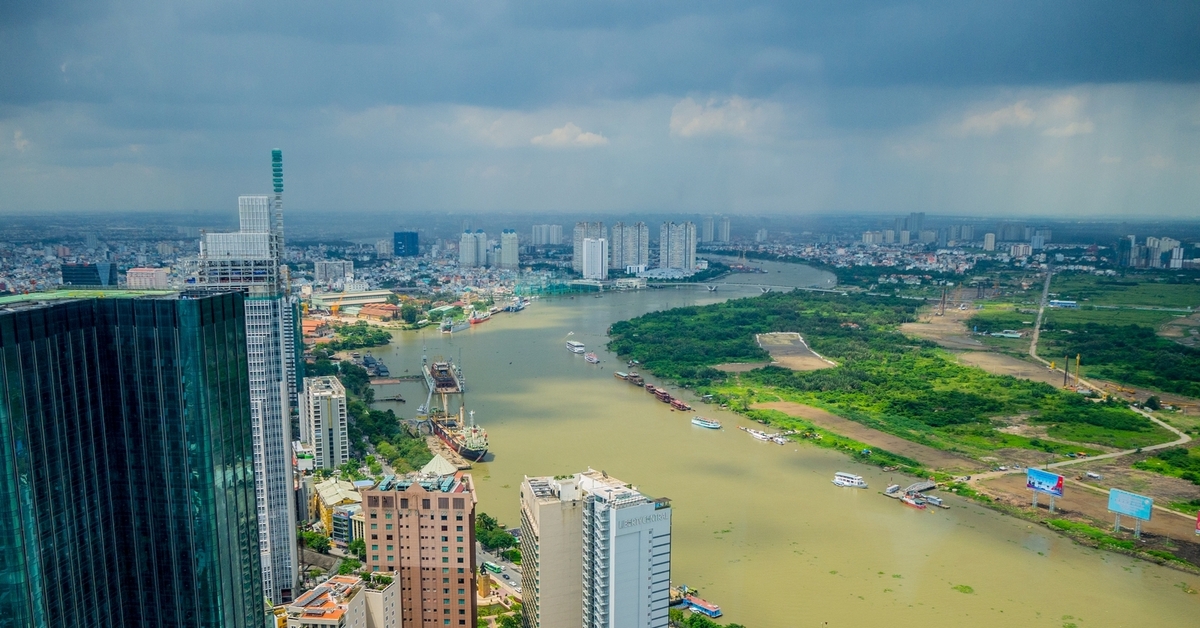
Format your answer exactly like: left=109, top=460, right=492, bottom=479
left=370, top=260, right=1197, bottom=627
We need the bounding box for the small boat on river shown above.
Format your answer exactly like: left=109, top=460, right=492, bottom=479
left=691, top=416, right=721, bottom=429
left=832, top=472, right=868, bottom=488
left=584, top=352, right=600, bottom=364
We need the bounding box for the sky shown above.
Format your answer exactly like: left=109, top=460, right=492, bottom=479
left=1, top=1, right=1198, bottom=218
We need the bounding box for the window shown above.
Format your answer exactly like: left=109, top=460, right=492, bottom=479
left=371, top=524, right=378, bottom=529
left=422, top=499, right=430, bottom=509
left=438, top=497, right=449, bottom=509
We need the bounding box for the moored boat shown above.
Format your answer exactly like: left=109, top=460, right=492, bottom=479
left=901, top=493, right=926, bottom=509
left=684, top=595, right=722, bottom=618
left=614, top=371, right=629, bottom=380
left=432, top=409, right=488, bottom=462
left=468, top=309, right=491, bottom=324
left=691, top=416, right=721, bottom=429
left=832, top=472, right=868, bottom=488
left=670, top=398, right=692, bottom=411
left=655, top=389, right=672, bottom=403
left=584, top=352, right=600, bottom=364
left=627, top=373, right=644, bottom=385
left=566, top=340, right=586, bottom=354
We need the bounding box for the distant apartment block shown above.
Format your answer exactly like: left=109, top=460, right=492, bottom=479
left=393, top=231, right=419, bottom=258
left=315, top=260, right=355, bottom=285
left=611, top=222, right=650, bottom=270
left=500, top=229, right=520, bottom=268
left=582, top=238, right=609, bottom=280
left=983, top=233, right=996, bottom=251
left=360, top=472, right=478, bottom=628
left=658, top=222, right=697, bottom=272
left=60, top=262, right=118, bottom=287
left=701, top=216, right=714, bottom=243
left=1010, top=243, right=1033, bottom=257
left=125, top=266, right=169, bottom=289
left=573, top=222, right=606, bottom=273
left=459, top=230, right=488, bottom=267
left=300, top=376, right=350, bottom=470
left=717, top=216, right=731, bottom=242
left=532, top=224, right=564, bottom=245
left=376, top=239, right=394, bottom=259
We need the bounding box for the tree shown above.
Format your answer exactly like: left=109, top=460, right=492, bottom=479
left=1145, top=395, right=1162, bottom=411
left=338, top=558, right=362, bottom=575
left=348, top=538, right=366, bottom=560
left=401, top=304, right=419, bottom=324
left=498, top=614, right=522, bottom=628
left=299, top=530, right=331, bottom=554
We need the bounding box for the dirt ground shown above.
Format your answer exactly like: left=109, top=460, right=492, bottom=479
left=953, top=351, right=1065, bottom=387
left=982, top=473, right=1200, bottom=543
left=1160, top=311, right=1200, bottom=349
left=899, top=306, right=989, bottom=350
left=1048, top=453, right=1200, bottom=505
left=753, top=401, right=980, bottom=472
left=755, top=332, right=836, bottom=370
left=713, top=362, right=771, bottom=372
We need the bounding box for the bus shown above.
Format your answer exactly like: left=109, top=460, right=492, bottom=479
left=483, top=562, right=502, bottom=574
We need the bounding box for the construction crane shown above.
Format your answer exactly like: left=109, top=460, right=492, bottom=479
left=330, top=293, right=346, bottom=317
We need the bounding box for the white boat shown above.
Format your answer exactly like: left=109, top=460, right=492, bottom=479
left=832, top=472, right=868, bottom=488
left=584, top=352, right=600, bottom=364
left=772, top=436, right=787, bottom=445
left=691, top=416, right=721, bottom=429
left=885, top=484, right=901, bottom=494
left=566, top=340, right=585, bottom=354
left=748, top=429, right=770, bottom=441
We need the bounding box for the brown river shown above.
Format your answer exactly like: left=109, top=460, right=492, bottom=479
left=370, top=260, right=1199, bottom=627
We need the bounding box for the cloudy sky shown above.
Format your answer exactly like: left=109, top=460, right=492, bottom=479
left=1, top=1, right=1198, bottom=217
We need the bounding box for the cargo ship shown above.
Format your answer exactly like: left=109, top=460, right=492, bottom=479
left=432, top=408, right=488, bottom=462
left=468, top=309, right=491, bottom=324
left=440, top=318, right=469, bottom=334
left=419, top=359, right=487, bottom=461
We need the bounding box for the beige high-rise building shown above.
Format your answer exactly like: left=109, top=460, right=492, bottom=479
left=500, top=230, right=520, bottom=268
left=125, top=267, right=170, bottom=289
left=360, top=472, right=477, bottom=628
left=300, top=376, right=349, bottom=470
left=520, top=476, right=586, bottom=628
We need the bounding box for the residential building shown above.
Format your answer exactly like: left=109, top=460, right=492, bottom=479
left=500, top=229, right=520, bottom=268
left=983, top=233, right=996, bottom=251
left=459, top=230, right=487, bottom=268
left=918, top=229, right=938, bottom=244
left=393, top=231, right=419, bottom=258
left=532, top=224, right=563, bottom=245
left=899, top=230, right=911, bottom=245
left=611, top=221, right=650, bottom=270
left=701, top=216, right=714, bottom=243
left=573, top=222, right=606, bottom=272
left=60, top=262, right=118, bottom=286
left=717, top=216, right=731, bottom=242
left=301, top=376, right=350, bottom=470
left=519, top=470, right=671, bottom=628
left=908, top=212, right=925, bottom=234
left=197, top=149, right=299, bottom=603
left=376, top=239, right=394, bottom=259
left=520, top=475, right=586, bottom=628
left=862, top=231, right=884, bottom=244
left=286, top=575, right=369, bottom=628
left=1030, top=235, right=1046, bottom=250
left=314, top=478, right=363, bottom=539
left=360, top=472, right=478, bottom=628
left=0, top=290, right=264, bottom=627
left=316, top=260, right=355, bottom=285
left=658, top=222, right=697, bottom=272
left=582, top=238, right=609, bottom=280
left=881, top=229, right=894, bottom=244
left=126, top=266, right=170, bottom=289
left=1010, top=243, right=1033, bottom=257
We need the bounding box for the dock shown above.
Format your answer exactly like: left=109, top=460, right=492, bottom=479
left=425, top=436, right=472, bottom=470
left=370, top=376, right=423, bottom=385
left=377, top=394, right=406, bottom=403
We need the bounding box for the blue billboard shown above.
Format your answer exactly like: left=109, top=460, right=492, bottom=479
left=1026, top=468, right=1064, bottom=497
left=1108, top=489, right=1153, bottom=521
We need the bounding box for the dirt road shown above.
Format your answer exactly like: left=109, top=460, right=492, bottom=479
left=753, top=401, right=980, bottom=471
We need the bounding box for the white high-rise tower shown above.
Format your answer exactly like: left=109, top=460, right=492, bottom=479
left=197, top=149, right=299, bottom=603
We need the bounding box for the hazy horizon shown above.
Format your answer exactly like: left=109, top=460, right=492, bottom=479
left=2, top=2, right=1198, bottom=217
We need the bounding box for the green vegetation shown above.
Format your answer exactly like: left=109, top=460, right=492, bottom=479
left=476, top=512, right=517, bottom=551
left=337, top=558, right=362, bottom=575
left=325, top=360, right=432, bottom=472
left=609, top=291, right=1169, bottom=460
left=1042, top=323, right=1200, bottom=398
left=1046, top=519, right=1135, bottom=551
left=318, top=321, right=393, bottom=351
left=1134, top=447, right=1200, bottom=485
left=299, top=530, right=331, bottom=554
left=951, top=584, right=975, bottom=594
left=1051, top=273, right=1200, bottom=309
left=348, top=538, right=366, bottom=561
left=1168, top=499, right=1200, bottom=516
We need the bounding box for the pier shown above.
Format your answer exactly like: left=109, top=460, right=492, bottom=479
left=370, top=375, right=423, bottom=385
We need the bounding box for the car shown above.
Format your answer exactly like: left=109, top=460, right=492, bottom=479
left=1086, top=472, right=1103, bottom=480
left=502, top=574, right=511, bottom=580
left=998, top=466, right=1008, bottom=471
left=515, top=586, right=522, bottom=593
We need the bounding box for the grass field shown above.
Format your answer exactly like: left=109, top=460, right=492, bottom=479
left=1045, top=423, right=1176, bottom=449
left=1051, top=274, right=1200, bottom=309
left=1045, top=307, right=1184, bottom=328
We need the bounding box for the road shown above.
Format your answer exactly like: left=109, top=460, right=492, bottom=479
left=1028, top=267, right=1053, bottom=362
left=477, top=544, right=522, bottom=599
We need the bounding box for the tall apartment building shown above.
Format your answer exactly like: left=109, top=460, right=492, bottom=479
left=500, top=229, right=520, bottom=268
left=0, top=291, right=264, bottom=627
left=610, top=222, right=650, bottom=270
left=983, top=233, right=996, bottom=251
left=532, top=224, right=564, bottom=245
left=126, top=266, right=170, bottom=289
left=315, top=260, right=354, bottom=285
left=658, top=222, right=697, bottom=272
left=756, top=228, right=769, bottom=243
left=572, top=222, right=606, bottom=273
left=393, top=231, right=419, bottom=258
left=519, top=470, right=671, bottom=628
left=360, top=472, right=478, bottom=628
left=376, top=239, right=394, bottom=259
left=717, top=216, right=731, bottom=242
left=286, top=575, right=401, bottom=628
left=197, top=150, right=298, bottom=603
left=300, top=376, right=350, bottom=470
left=459, top=230, right=488, bottom=268
left=582, top=238, right=609, bottom=280
left=701, top=216, right=714, bottom=243
left=908, top=212, right=925, bottom=234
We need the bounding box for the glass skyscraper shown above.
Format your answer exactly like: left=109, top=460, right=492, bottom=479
left=0, top=291, right=264, bottom=628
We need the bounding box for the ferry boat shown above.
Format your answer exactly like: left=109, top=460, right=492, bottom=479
left=614, top=371, right=629, bottom=380
left=885, top=484, right=901, bottom=494
left=655, top=389, right=673, bottom=403
left=901, top=493, right=926, bottom=509
left=691, top=416, right=721, bottom=429
left=566, top=340, right=586, bottom=354
left=584, top=352, right=600, bottom=364
left=432, top=408, right=489, bottom=462
left=748, top=428, right=771, bottom=441
left=626, top=373, right=644, bottom=386
left=684, top=595, right=722, bottom=619
left=468, top=310, right=491, bottom=324
left=832, top=472, right=868, bottom=488
left=771, top=435, right=787, bottom=445
left=645, top=383, right=659, bottom=393
left=670, top=398, right=692, bottom=411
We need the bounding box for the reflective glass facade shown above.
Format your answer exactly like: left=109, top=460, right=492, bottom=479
left=0, top=292, right=263, bottom=628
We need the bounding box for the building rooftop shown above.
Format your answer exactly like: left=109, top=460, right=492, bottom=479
left=370, top=471, right=473, bottom=494
left=314, top=478, right=361, bottom=507
left=287, top=575, right=363, bottom=622
left=0, top=289, right=178, bottom=308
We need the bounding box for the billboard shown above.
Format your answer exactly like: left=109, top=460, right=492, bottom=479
left=1108, top=489, right=1153, bottom=521
left=1026, top=468, right=1064, bottom=497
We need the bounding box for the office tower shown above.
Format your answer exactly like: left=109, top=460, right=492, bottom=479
left=198, top=150, right=298, bottom=603
left=908, top=212, right=925, bottom=234
left=60, top=262, right=118, bottom=286
left=393, top=231, right=419, bottom=258
left=659, top=222, right=697, bottom=271
left=572, top=222, right=606, bottom=272
left=581, top=470, right=671, bottom=628
left=582, top=238, right=609, bottom=280
left=459, top=231, right=487, bottom=268
left=360, top=472, right=478, bottom=628
left=899, top=230, right=911, bottom=245
left=500, top=229, right=520, bottom=268
left=717, top=216, right=731, bottom=242
left=520, top=471, right=671, bottom=628
left=315, top=260, right=354, bottom=284
left=126, top=266, right=170, bottom=289
left=0, top=291, right=264, bottom=627
left=300, top=376, right=349, bottom=470
left=983, top=233, right=996, bottom=251
left=520, top=476, right=585, bottom=628
left=532, top=224, right=564, bottom=246
left=701, top=216, right=714, bottom=243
